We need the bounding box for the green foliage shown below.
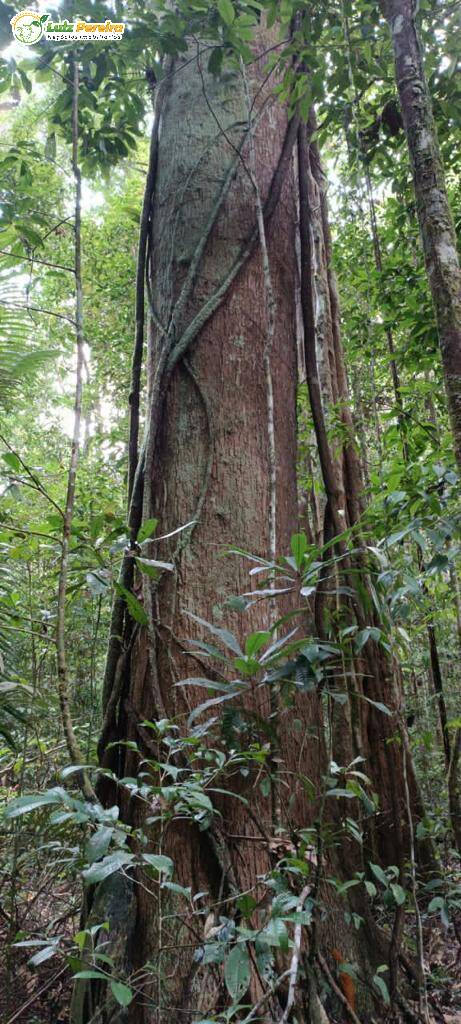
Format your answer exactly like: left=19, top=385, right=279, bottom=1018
left=224, top=943, right=250, bottom=1000
left=0, top=1, right=460, bottom=1019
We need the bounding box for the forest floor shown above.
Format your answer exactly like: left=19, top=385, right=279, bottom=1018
left=0, top=867, right=460, bottom=1024
left=422, top=915, right=461, bottom=1022
left=0, top=868, right=76, bottom=1024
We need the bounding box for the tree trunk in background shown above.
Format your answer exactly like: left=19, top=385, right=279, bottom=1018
left=448, top=568, right=461, bottom=853
left=300, top=118, right=432, bottom=872
left=365, top=177, right=451, bottom=770
left=384, top=0, right=461, bottom=472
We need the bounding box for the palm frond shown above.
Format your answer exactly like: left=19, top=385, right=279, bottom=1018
left=0, top=278, right=58, bottom=405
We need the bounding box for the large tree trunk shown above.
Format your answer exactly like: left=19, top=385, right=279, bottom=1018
left=78, top=39, right=375, bottom=1024
left=384, top=0, right=461, bottom=471
left=74, top=34, right=431, bottom=1024
left=129, top=42, right=307, bottom=1019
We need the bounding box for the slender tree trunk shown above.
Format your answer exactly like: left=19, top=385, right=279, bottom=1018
left=364, top=169, right=409, bottom=461
left=448, top=729, right=461, bottom=854
left=426, top=620, right=450, bottom=767
left=56, top=61, right=94, bottom=802
left=299, top=113, right=432, bottom=872
left=384, top=0, right=461, bottom=471
left=349, top=369, right=370, bottom=488
left=448, top=567, right=461, bottom=852
left=364, top=171, right=451, bottom=768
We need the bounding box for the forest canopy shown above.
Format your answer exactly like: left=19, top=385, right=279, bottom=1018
left=0, top=1, right=460, bottom=1022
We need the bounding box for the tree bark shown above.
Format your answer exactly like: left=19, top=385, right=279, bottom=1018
left=82, top=40, right=370, bottom=1024
left=364, top=169, right=451, bottom=770
left=384, top=0, right=461, bottom=472
left=299, top=114, right=432, bottom=873
left=56, top=60, right=94, bottom=802
left=76, top=34, right=434, bottom=1024
left=448, top=567, right=461, bottom=852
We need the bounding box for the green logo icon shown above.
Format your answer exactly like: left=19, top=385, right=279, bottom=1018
left=10, top=10, right=49, bottom=45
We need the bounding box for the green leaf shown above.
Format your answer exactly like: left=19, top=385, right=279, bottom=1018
left=61, top=763, right=93, bottom=779
left=29, top=944, right=58, bottom=966
left=363, top=697, right=392, bottom=716
left=355, top=627, right=381, bottom=652
left=161, top=881, right=191, bottom=898
left=188, top=688, right=244, bottom=725
left=218, top=0, right=235, bottom=25
left=182, top=788, right=213, bottom=813
left=85, top=827, right=114, bottom=864
left=428, top=896, right=450, bottom=927
left=0, top=681, right=21, bottom=694
left=14, top=939, right=50, bottom=948
left=74, top=970, right=107, bottom=980
left=82, top=850, right=134, bottom=884
left=237, top=894, right=258, bottom=918
left=234, top=656, right=259, bottom=676
left=271, top=892, right=298, bottom=915
left=141, top=853, right=174, bottom=877
left=177, top=677, right=232, bottom=692
left=261, top=917, right=289, bottom=950
left=137, top=518, right=158, bottom=543
left=245, top=630, right=271, bottom=657
left=19, top=69, right=32, bottom=94
left=390, top=883, right=406, bottom=906
left=115, top=584, right=148, bottom=626
left=369, top=862, right=388, bottom=887
left=110, top=981, right=133, bottom=1007
left=15, top=223, right=43, bottom=247
left=5, top=788, right=66, bottom=819
left=187, top=613, right=243, bottom=655
left=2, top=451, right=21, bottom=473
left=327, top=787, right=355, bottom=799
left=386, top=525, right=412, bottom=546
left=135, top=557, right=174, bottom=578
left=224, top=944, right=250, bottom=1000
left=73, top=931, right=88, bottom=951
left=299, top=89, right=312, bottom=122
left=208, top=48, right=223, bottom=75
left=291, top=532, right=307, bottom=569
left=373, top=973, right=390, bottom=1004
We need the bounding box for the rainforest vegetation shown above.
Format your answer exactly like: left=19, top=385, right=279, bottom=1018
left=0, top=0, right=461, bottom=1021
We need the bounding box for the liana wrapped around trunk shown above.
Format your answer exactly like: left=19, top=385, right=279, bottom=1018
left=75, top=26, right=429, bottom=1024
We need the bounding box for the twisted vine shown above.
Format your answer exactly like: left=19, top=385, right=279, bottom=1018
left=99, top=78, right=300, bottom=759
